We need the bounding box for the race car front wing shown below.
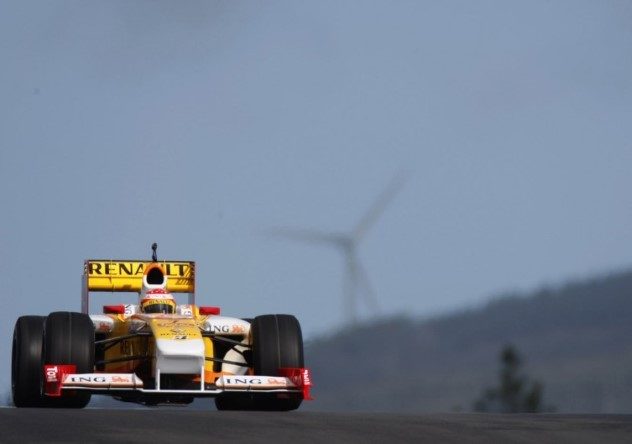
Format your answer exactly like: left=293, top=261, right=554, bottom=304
left=43, top=365, right=313, bottom=400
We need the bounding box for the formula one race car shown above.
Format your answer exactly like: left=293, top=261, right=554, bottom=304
left=12, top=244, right=311, bottom=410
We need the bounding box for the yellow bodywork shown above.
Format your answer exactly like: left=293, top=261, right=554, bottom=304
left=100, top=312, right=224, bottom=384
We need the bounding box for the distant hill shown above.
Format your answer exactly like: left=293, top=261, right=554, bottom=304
left=304, top=269, right=632, bottom=413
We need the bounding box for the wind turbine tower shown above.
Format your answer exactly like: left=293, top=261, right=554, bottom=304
left=267, top=174, right=407, bottom=324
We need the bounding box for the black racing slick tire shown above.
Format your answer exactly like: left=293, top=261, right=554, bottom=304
left=252, top=314, right=304, bottom=376
left=214, top=314, right=304, bottom=412
left=43, top=311, right=95, bottom=408
left=12, top=316, right=48, bottom=407
left=252, top=314, right=304, bottom=411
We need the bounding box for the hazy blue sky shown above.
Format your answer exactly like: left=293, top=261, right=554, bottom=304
left=1, top=1, right=631, bottom=391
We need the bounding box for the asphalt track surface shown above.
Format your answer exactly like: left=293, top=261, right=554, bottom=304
left=1, top=409, right=632, bottom=443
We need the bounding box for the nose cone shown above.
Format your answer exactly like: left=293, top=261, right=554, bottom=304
left=155, top=338, right=205, bottom=374
left=150, top=318, right=204, bottom=374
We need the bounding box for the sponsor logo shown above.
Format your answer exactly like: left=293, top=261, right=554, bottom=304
left=156, top=320, right=191, bottom=328
left=205, top=324, right=247, bottom=334
left=88, top=262, right=191, bottom=277
left=46, top=366, right=59, bottom=383
left=303, top=369, right=311, bottom=385
left=266, top=378, right=287, bottom=386
left=207, top=324, right=230, bottom=334
left=68, top=376, right=108, bottom=384
left=142, top=298, right=174, bottom=306
left=66, top=375, right=134, bottom=385
left=111, top=376, right=132, bottom=384
left=155, top=320, right=196, bottom=339
left=223, top=377, right=264, bottom=385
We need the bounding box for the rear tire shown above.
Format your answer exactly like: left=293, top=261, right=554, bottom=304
left=12, top=316, right=48, bottom=407
left=43, top=312, right=95, bottom=408
left=215, top=314, right=304, bottom=411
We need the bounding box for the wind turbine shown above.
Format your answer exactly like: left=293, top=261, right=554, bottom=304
left=266, top=173, right=407, bottom=324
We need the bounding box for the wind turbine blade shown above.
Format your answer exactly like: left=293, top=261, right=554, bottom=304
left=355, top=259, right=380, bottom=314
left=264, top=227, right=346, bottom=246
left=353, top=171, right=409, bottom=242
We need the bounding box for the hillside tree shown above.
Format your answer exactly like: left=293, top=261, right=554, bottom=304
left=473, top=345, right=546, bottom=413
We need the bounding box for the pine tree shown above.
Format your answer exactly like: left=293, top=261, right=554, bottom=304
left=473, top=345, right=546, bottom=413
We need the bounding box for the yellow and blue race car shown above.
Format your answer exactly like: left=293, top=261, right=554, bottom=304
left=12, top=245, right=311, bottom=410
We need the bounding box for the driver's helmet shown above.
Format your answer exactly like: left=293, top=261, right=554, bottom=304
left=140, top=291, right=176, bottom=314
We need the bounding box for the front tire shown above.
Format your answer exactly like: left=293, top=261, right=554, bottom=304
left=215, top=314, right=304, bottom=411
left=252, top=314, right=304, bottom=411
left=12, top=316, right=48, bottom=407
left=43, top=312, right=95, bottom=408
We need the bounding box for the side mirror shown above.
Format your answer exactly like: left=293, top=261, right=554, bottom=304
left=103, top=305, right=126, bottom=314
left=199, top=306, right=221, bottom=315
